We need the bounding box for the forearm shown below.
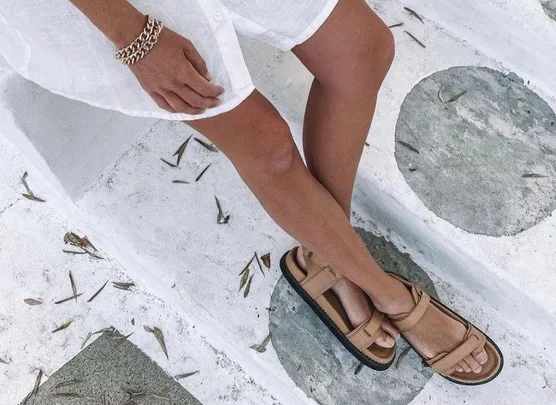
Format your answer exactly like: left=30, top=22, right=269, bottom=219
left=69, top=0, right=146, bottom=47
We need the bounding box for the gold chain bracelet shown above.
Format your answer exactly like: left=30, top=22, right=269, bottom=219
left=116, top=15, right=164, bottom=65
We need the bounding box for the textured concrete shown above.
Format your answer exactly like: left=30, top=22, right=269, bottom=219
left=395, top=66, right=556, bottom=236
left=540, top=0, right=556, bottom=20
left=22, top=331, right=202, bottom=405
left=268, top=228, right=437, bottom=405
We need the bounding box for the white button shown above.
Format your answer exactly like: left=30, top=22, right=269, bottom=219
left=213, top=13, right=222, bottom=22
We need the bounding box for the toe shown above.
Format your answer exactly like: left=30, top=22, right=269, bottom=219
left=456, top=365, right=464, bottom=372
left=460, top=359, right=473, bottom=373
left=473, top=348, right=488, bottom=365
left=464, top=355, right=483, bottom=373
left=374, top=330, right=396, bottom=348
left=380, top=318, right=400, bottom=340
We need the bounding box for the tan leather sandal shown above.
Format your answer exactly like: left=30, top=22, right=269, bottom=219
left=280, top=247, right=396, bottom=370
left=387, top=272, right=504, bottom=385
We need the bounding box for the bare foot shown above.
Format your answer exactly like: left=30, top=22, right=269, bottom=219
left=375, top=278, right=488, bottom=373
left=296, top=248, right=399, bottom=348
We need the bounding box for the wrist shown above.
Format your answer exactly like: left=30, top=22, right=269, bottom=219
left=110, top=10, right=148, bottom=49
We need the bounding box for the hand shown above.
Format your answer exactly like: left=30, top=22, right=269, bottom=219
left=128, top=27, right=224, bottom=115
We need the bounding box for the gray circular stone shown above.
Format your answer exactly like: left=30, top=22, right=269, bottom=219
left=540, top=0, right=556, bottom=21
left=269, top=228, right=436, bottom=405
left=395, top=66, right=556, bottom=236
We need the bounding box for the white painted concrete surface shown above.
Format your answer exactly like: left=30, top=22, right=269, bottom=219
left=1, top=0, right=556, bottom=404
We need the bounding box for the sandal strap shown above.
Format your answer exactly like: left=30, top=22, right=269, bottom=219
left=346, top=310, right=384, bottom=351
left=390, top=284, right=431, bottom=332
left=429, top=325, right=487, bottom=375
left=300, top=249, right=340, bottom=299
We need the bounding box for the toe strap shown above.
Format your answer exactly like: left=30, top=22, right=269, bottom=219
left=429, top=325, right=487, bottom=375
left=346, top=310, right=384, bottom=351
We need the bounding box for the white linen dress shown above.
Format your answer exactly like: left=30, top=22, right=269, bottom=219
left=0, top=0, right=339, bottom=121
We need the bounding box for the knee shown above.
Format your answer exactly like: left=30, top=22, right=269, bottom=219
left=242, top=109, right=297, bottom=182
left=323, top=22, right=395, bottom=97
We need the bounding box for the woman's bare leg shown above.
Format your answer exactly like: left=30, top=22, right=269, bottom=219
left=189, top=91, right=405, bottom=347
left=291, top=0, right=487, bottom=372
left=291, top=0, right=395, bottom=336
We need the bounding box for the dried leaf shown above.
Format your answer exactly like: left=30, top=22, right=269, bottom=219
left=388, top=22, right=404, bottom=28
left=250, top=332, right=272, bottom=353
left=113, top=281, right=135, bottom=290
left=62, top=249, right=87, bottom=255
left=55, top=293, right=83, bottom=304
left=255, top=253, right=265, bottom=277
left=69, top=271, right=77, bottom=302
left=24, top=298, right=43, bottom=306
left=93, top=326, right=115, bottom=335
left=261, top=253, right=271, bottom=269
left=144, top=325, right=154, bottom=333
left=354, top=362, right=364, bottom=375
left=81, top=332, right=92, bottom=350
left=215, top=196, right=224, bottom=224
left=54, top=379, right=82, bottom=389
left=239, top=269, right=250, bottom=291
left=160, top=158, right=177, bottom=168
left=194, top=137, right=218, bottom=152
left=131, top=318, right=135, bottom=326
left=174, top=371, right=199, bottom=379
left=446, top=90, right=467, bottom=103
left=0, top=357, right=9, bottom=364
left=172, top=180, right=190, bottom=184
left=22, top=193, right=46, bottom=203
left=195, top=164, right=211, bottom=182
left=244, top=274, right=254, bottom=298
left=437, top=84, right=445, bottom=103
left=404, top=31, right=426, bottom=48
left=173, top=135, right=192, bottom=167
left=153, top=327, right=169, bottom=359
left=21, top=172, right=32, bottom=195
left=522, top=173, right=547, bottom=178
left=404, top=7, right=424, bottom=23
left=87, top=280, right=108, bottom=302
left=396, top=141, right=420, bottom=154
left=52, top=320, right=73, bottom=333
left=112, top=332, right=133, bottom=351
left=395, top=346, right=411, bottom=369
left=239, top=256, right=254, bottom=276
left=33, top=369, right=43, bottom=395
left=222, top=215, right=231, bottom=224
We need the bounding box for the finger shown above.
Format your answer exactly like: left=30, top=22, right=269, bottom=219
left=472, top=348, right=488, bottom=365
left=182, top=43, right=210, bottom=80
left=374, top=330, right=395, bottom=348
left=161, top=90, right=206, bottom=115
left=150, top=92, right=175, bottom=113
left=464, top=355, right=483, bottom=373
left=380, top=319, right=400, bottom=340
left=174, top=84, right=220, bottom=109
left=183, top=62, right=225, bottom=98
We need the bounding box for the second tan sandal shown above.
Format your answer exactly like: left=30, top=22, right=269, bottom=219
left=387, top=273, right=504, bottom=385
left=280, top=247, right=396, bottom=370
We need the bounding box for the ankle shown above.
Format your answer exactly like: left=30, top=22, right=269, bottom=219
left=371, top=279, right=415, bottom=315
